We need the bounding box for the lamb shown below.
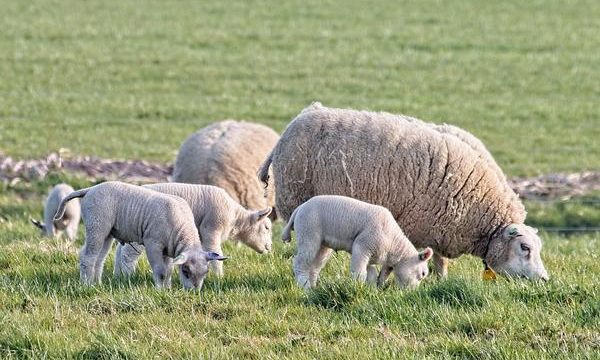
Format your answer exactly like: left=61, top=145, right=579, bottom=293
left=114, top=183, right=272, bottom=277
left=282, top=195, right=433, bottom=289
left=259, top=103, right=549, bottom=281
left=30, top=183, right=80, bottom=241
left=172, top=120, right=279, bottom=218
left=53, top=181, right=227, bottom=289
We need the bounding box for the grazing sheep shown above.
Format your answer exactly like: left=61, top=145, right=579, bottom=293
left=114, top=183, right=272, bottom=277
left=54, top=181, right=227, bottom=289
left=282, top=195, right=433, bottom=289
left=259, top=103, right=549, bottom=280
left=172, top=120, right=279, bottom=218
left=30, top=183, right=80, bottom=241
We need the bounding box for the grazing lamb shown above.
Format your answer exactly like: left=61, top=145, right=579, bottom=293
left=54, top=181, right=227, bottom=289
left=31, top=183, right=80, bottom=241
left=114, top=183, right=272, bottom=277
left=259, top=103, right=549, bottom=281
left=172, top=120, right=279, bottom=218
left=282, top=195, right=433, bottom=289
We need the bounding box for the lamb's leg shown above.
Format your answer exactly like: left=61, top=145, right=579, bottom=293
left=145, top=242, right=170, bottom=289
left=433, top=253, right=449, bottom=278
left=80, top=225, right=111, bottom=285
left=65, top=223, right=78, bottom=242
left=308, top=247, right=333, bottom=287
left=114, top=242, right=145, bottom=277
left=93, top=236, right=114, bottom=283
left=350, top=243, right=371, bottom=283
left=199, top=227, right=224, bottom=277
left=366, top=265, right=378, bottom=284
left=293, top=234, right=321, bottom=290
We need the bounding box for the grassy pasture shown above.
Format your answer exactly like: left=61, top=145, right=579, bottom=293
left=0, top=0, right=599, bottom=358
left=0, top=177, right=599, bottom=359
left=0, top=0, right=599, bottom=176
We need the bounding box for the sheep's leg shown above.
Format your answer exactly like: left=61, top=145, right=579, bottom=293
left=80, top=225, right=112, bottom=285
left=293, top=235, right=321, bottom=290
left=93, top=236, right=114, bottom=283
left=200, top=227, right=224, bottom=277
left=145, top=242, right=170, bottom=289
left=366, top=265, right=378, bottom=284
left=433, top=253, right=449, bottom=278
left=308, top=247, right=333, bottom=287
left=65, top=223, right=78, bottom=242
left=350, top=243, right=371, bottom=283
left=114, top=242, right=145, bottom=277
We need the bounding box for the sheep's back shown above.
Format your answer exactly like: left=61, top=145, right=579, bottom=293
left=173, top=121, right=279, bottom=210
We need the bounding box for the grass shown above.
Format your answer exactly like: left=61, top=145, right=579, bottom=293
left=1, top=0, right=600, bottom=176
left=0, top=177, right=599, bottom=359
left=1, top=0, right=599, bottom=358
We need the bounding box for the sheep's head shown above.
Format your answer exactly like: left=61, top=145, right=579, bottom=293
left=390, top=247, right=433, bottom=289
left=173, top=250, right=227, bottom=290
left=239, top=207, right=273, bottom=254
left=486, top=224, right=549, bottom=281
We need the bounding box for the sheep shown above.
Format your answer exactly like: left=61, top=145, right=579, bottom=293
left=259, top=103, right=549, bottom=281
left=53, top=181, right=227, bottom=289
left=30, top=183, right=80, bottom=241
left=172, top=120, right=279, bottom=218
left=114, top=183, right=272, bottom=277
left=282, top=195, right=433, bottom=289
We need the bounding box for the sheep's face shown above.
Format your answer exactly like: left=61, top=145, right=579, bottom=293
left=393, top=248, right=433, bottom=289
left=241, top=208, right=273, bottom=254
left=174, top=251, right=227, bottom=290
left=488, top=224, right=549, bottom=281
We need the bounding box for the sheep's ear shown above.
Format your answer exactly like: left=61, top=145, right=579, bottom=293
left=204, top=251, right=228, bottom=262
left=173, top=253, right=188, bottom=265
left=419, top=247, right=433, bottom=262
left=254, top=207, right=272, bottom=221
left=30, top=218, right=44, bottom=230
left=504, top=224, right=520, bottom=238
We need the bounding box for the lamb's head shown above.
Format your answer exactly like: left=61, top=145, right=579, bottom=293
left=238, top=207, right=273, bottom=254
left=391, top=247, right=433, bottom=289
left=486, top=224, right=549, bottom=281
left=173, top=250, right=228, bottom=290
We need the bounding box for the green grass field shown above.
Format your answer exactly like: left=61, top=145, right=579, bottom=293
left=0, top=177, right=599, bottom=359
left=1, top=0, right=599, bottom=359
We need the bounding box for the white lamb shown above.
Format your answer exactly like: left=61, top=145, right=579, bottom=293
left=282, top=195, right=433, bottom=289
left=31, top=183, right=80, bottom=241
left=114, top=183, right=272, bottom=277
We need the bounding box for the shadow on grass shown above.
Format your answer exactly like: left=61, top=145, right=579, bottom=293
left=424, top=278, right=485, bottom=309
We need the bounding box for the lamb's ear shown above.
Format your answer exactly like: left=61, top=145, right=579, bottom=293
left=419, top=247, right=434, bottom=262
left=173, top=253, right=188, bottom=265
left=30, top=218, right=44, bottom=230
left=504, top=224, right=520, bottom=239
left=204, top=251, right=228, bottom=262
left=254, top=207, right=272, bottom=221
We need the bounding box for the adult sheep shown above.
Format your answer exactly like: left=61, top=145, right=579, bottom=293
left=258, top=103, right=549, bottom=280
left=173, top=120, right=279, bottom=218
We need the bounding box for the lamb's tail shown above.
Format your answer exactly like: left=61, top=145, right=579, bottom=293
left=257, top=151, right=274, bottom=190
left=281, top=206, right=300, bottom=243
left=54, top=188, right=89, bottom=221
left=30, top=218, right=44, bottom=230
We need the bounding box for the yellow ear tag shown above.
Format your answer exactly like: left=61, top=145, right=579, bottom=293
left=482, top=268, right=497, bottom=281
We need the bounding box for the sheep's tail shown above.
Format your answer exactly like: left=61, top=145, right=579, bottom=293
left=54, top=188, right=89, bottom=221
left=257, top=151, right=274, bottom=190
left=30, top=218, right=44, bottom=230
left=281, top=206, right=300, bottom=243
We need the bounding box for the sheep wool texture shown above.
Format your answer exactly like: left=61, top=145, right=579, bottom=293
left=173, top=120, right=279, bottom=211
left=260, top=103, right=526, bottom=259
left=43, top=183, right=80, bottom=238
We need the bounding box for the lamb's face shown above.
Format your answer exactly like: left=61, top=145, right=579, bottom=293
left=392, top=248, right=433, bottom=289
left=242, top=208, right=273, bottom=254
left=488, top=224, right=549, bottom=281
left=174, top=251, right=227, bottom=290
